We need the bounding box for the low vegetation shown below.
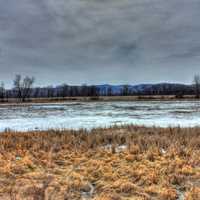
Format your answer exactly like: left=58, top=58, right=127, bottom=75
left=0, top=126, right=199, bottom=199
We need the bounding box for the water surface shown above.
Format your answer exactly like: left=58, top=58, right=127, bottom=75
left=0, top=100, right=200, bottom=131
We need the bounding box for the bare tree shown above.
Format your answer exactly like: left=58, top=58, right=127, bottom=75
left=46, top=86, right=54, bottom=98
left=60, top=84, right=69, bottom=98
left=33, top=87, right=40, bottom=98
left=107, top=86, right=113, bottom=96
left=122, top=85, right=129, bottom=96
left=193, top=74, right=200, bottom=98
left=90, top=85, right=99, bottom=97
left=81, top=84, right=89, bottom=96
left=0, top=82, right=5, bottom=102
left=13, top=74, right=35, bottom=102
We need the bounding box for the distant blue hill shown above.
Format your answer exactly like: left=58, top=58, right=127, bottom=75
left=96, top=83, right=193, bottom=95
left=14, top=82, right=193, bottom=98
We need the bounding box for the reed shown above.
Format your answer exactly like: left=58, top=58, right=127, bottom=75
left=0, top=125, right=199, bottom=199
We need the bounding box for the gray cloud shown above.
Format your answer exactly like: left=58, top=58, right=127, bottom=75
left=0, top=0, right=200, bottom=87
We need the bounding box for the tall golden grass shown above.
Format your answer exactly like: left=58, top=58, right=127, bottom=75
left=0, top=125, right=199, bottom=199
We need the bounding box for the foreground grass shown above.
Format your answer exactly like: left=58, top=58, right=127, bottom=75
left=0, top=126, right=199, bottom=200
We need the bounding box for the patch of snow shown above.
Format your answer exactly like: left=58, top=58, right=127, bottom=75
left=0, top=101, right=200, bottom=132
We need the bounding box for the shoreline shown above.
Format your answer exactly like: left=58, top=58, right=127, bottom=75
left=0, top=125, right=199, bottom=199
left=0, top=95, right=199, bottom=106
left=2, top=124, right=200, bottom=134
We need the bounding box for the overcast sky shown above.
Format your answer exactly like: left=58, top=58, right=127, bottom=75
left=0, top=0, right=200, bottom=87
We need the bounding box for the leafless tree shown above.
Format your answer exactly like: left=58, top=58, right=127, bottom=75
left=0, top=82, right=5, bottom=102
left=13, top=74, right=35, bottom=102
left=46, top=86, right=54, bottom=98
left=193, top=74, right=200, bottom=98
left=60, top=84, right=69, bottom=97
left=107, top=86, right=113, bottom=96
left=122, top=85, right=129, bottom=96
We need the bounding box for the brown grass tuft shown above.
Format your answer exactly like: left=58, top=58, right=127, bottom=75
left=0, top=125, right=199, bottom=199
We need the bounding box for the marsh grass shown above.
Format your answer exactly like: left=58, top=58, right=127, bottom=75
left=0, top=125, right=199, bottom=199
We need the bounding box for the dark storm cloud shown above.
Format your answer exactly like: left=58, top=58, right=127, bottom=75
left=0, top=0, right=200, bottom=86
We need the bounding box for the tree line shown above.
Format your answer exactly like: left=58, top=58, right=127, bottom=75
left=0, top=74, right=200, bottom=102
left=0, top=75, right=100, bottom=102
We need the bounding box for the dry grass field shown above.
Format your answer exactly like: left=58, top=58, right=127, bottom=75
left=0, top=126, right=199, bottom=200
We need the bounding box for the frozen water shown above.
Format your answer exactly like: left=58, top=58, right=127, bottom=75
left=0, top=100, right=200, bottom=131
